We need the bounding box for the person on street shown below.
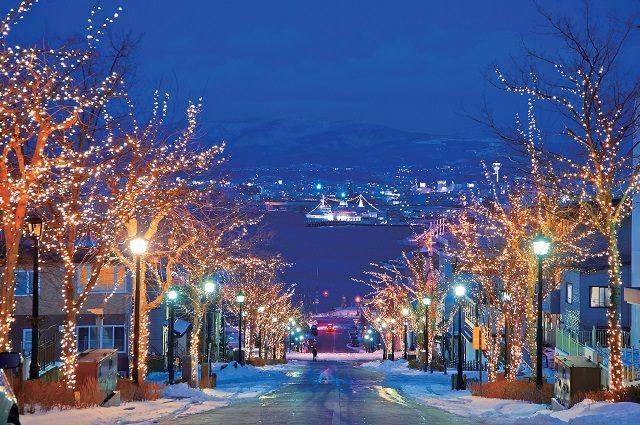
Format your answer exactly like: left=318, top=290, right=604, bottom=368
left=312, top=348, right=318, bottom=361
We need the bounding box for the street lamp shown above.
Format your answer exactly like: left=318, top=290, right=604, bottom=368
left=236, top=291, right=245, bottom=366
left=454, top=284, right=466, bottom=390
left=166, top=288, right=178, bottom=384
left=501, top=290, right=511, bottom=379
left=24, top=215, right=44, bottom=381
left=390, top=318, right=397, bottom=361
left=422, top=296, right=432, bottom=372
left=129, top=235, right=149, bottom=384
left=532, top=234, right=550, bottom=388
left=402, top=307, right=410, bottom=360
left=203, top=280, right=216, bottom=364
left=257, top=305, right=265, bottom=358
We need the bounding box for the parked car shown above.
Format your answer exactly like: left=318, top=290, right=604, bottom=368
left=350, top=338, right=360, bottom=347
left=326, top=324, right=335, bottom=332
left=0, top=352, right=22, bottom=425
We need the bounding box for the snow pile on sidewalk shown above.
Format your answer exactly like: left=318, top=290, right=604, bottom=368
left=361, top=360, right=635, bottom=425
left=516, top=399, right=640, bottom=425
left=22, top=362, right=301, bottom=425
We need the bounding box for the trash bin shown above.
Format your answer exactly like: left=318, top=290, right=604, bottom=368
left=77, top=349, right=118, bottom=402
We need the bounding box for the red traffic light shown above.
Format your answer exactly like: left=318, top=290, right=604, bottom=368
left=323, top=290, right=329, bottom=297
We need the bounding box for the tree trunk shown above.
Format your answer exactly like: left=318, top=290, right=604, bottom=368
left=61, top=266, right=79, bottom=389
left=0, top=221, right=23, bottom=349
left=606, top=226, right=624, bottom=393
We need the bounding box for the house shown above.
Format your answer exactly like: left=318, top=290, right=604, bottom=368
left=8, top=258, right=133, bottom=374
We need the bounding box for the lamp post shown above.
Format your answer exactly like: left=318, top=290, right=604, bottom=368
left=402, top=307, right=410, bottom=360
left=501, top=290, right=511, bottom=379
left=25, top=215, right=44, bottom=381
left=532, top=234, right=551, bottom=389
left=167, top=289, right=178, bottom=384
left=257, top=305, right=265, bottom=358
left=271, top=317, right=278, bottom=360
left=380, top=321, right=387, bottom=360
left=455, top=284, right=466, bottom=390
left=422, top=296, right=432, bottom=372
left=390, top=318, right=397, bottom=361
left=236, top=291, right=245, bottom=365
left=203, top=280, right=216, bottom=364
left=129, top=235, right=149, bottom=384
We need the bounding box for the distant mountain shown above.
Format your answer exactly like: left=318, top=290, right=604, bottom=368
left=204, top=117, right=506, bottom=170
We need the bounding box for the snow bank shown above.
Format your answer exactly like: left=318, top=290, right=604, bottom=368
left=362, top=360, right=636, bottom=424
left=516, top=400, right=640, bottom=425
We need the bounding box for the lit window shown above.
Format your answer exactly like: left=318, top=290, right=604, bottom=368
left=590, top=287, right=610, bottom=308
left=565, top=282, right=573, bottom=304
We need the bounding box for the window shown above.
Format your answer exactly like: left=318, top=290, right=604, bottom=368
left=102, top=326, right=126, bottom=353
left=22, top=329, right=32, bottom=354
left=15, top=270, right=38, bottom=296
left=590, top=286, right=610, bottom=308
left=76, top=325, right=126, bottom=353
left=566, top=282, right=573, bottom=304
left=77, top=326, right=99, bottom=352
left=77, top=265, right=129, bottom=294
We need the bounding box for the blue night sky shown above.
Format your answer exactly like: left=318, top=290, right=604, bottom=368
left=16, top=1, right=639, bottom=138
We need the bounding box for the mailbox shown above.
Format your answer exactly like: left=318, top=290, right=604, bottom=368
left=553, top=355, right=601, bottom=409
left=77, top=349, right=119, bottom=402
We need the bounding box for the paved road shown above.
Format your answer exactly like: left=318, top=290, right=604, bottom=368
left=165, top=361, right=474, bottom=425
left=314, top=317, right=356, bottom=353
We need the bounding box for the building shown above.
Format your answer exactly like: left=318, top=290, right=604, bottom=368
left=8, top=257, right=133, bottom=374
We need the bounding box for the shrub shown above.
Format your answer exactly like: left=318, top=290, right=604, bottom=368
left=469, top=378, right=553, bottom=404
left=578, top=385, right=640, bottom=404
left=266, top=359, right=287, bottom=365
left=247, top=357, right=267, bottom=367
left=116, top=379, right=164, bottom=402
left=16, top=378, right=102, bottom=412
left=408, top=359, right=422, bottom=370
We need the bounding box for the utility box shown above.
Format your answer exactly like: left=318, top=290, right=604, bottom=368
left=553, top=355, right=601, bottom=409
left=77, top=349, right=119, bottom=402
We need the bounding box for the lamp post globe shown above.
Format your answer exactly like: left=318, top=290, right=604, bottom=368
left=532, top=234, right=551, bottom=257
left=204, top=280, right=216, bottom=294
left=129, top=236, right=149, bottom=256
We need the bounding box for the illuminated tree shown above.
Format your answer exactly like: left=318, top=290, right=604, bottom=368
left=0, top=2, right=122, bottom=351
left=358, top=252, right=449, bottom=360
left=495, top=11, right=640, bottom=393
left=220, top=256, right=297, bottom=360
left=451, top=155, right=593, bottom=381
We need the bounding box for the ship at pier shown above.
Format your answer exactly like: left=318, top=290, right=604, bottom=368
left=305, top=194, right=386, bottom=226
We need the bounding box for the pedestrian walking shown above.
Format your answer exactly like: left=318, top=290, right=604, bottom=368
left=312, top=348, right=318, bottom=361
